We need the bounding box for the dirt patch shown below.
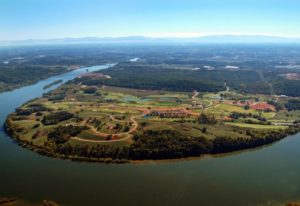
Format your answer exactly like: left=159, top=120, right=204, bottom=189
left=250, top=102, right=275, bottom=111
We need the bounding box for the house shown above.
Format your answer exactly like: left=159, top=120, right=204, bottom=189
left=148, top=109, right=190, bottom=118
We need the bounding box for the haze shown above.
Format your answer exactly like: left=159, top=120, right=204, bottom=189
left=1, top=0, right=300, bottom=41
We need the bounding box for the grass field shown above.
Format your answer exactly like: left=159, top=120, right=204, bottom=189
left=225, top=122, right=287, bottom=130
left=7, top=83, right=299, bottom=151
left=207, top=103, right=276, bottom=119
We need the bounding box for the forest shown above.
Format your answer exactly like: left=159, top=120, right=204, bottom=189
left=80, top=63, right=272, bottom=94
left=95, top=61, right=300, bottom=96
left=23, top=126, right=300, bottom=162
left=1, top=44, right=300, bottom=96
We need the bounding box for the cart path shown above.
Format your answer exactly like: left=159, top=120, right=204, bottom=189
left=72, top=115, right=139, bottom=143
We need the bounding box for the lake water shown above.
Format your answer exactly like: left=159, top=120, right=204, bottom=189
left=0, top=64, right=300, bottom=206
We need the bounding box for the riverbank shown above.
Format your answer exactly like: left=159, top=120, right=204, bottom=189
left=0, top=67, right=75, bottom=94
left=43, top=80, right=63, bottom=90
left=4, top=118, right=300, bottom=163
left=0, top=197, right=59, bottom=206
left=1, top=195, right=297, bottom=206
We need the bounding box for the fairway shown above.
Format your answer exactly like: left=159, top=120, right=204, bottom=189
left=225, top=122, right=287, bottom=130
left=6, top=81, right=299, bottom=163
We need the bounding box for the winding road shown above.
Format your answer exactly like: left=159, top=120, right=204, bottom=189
left=72, top=115, right=140, bottom=143
left=192, top=90, right=199, bottom=100
left=72, top=90, right=206, bottom=143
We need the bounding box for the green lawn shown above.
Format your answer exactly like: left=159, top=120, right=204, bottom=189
left=8, top=84, right=296, bottom=151
left=225, top=122, right=287, bottom=130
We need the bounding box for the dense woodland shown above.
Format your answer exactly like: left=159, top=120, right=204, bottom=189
left=0, top=45, right=131, bottom=92
left=1, top=44, right=300, bottom=96
left=77, top=58, right=300, bottom=96
left=52, top=125, right=300, bottom=161
left=78, top=63, right=271, bottom=94
left=0, top=65, right=67, bottom=92
left=42, top=111, right=74, bottom=125
left=285, top=99, right=300, bottom=111
left=48, top=125, right=87, bottom=144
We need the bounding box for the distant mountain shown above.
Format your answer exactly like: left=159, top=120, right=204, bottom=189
left=1, top=35, right=300, bottom=46
left=187, top=35, right=300, bottom=43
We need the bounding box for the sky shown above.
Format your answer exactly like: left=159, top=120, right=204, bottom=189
left=1, top=0, right=300, bottom=41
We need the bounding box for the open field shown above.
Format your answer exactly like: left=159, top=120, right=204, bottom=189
left=225, top=122, right=287, bottom=130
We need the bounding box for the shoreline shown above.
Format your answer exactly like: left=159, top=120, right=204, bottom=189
left=0, top=196, right=60, bottom=206
left=4, top=119, right=300, bottom=164
left=0, top=66, right=84, bottom=95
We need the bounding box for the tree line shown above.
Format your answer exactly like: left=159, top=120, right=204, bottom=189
left=36, top=126, right=300, bottom=162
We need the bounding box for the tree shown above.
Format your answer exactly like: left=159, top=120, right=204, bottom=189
left=42, top=111, right=74, bottom=125
left=201, top=127, right=207, bottom=133
left=244, top=105, right=250, bottom=110
left=198, top=113, right=217, bottom=124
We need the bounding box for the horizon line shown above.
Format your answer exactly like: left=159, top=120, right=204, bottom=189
left=2, top=33, right=300, bottom=42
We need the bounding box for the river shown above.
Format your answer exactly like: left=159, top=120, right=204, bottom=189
left=0, top=64, right=300, bottom=206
